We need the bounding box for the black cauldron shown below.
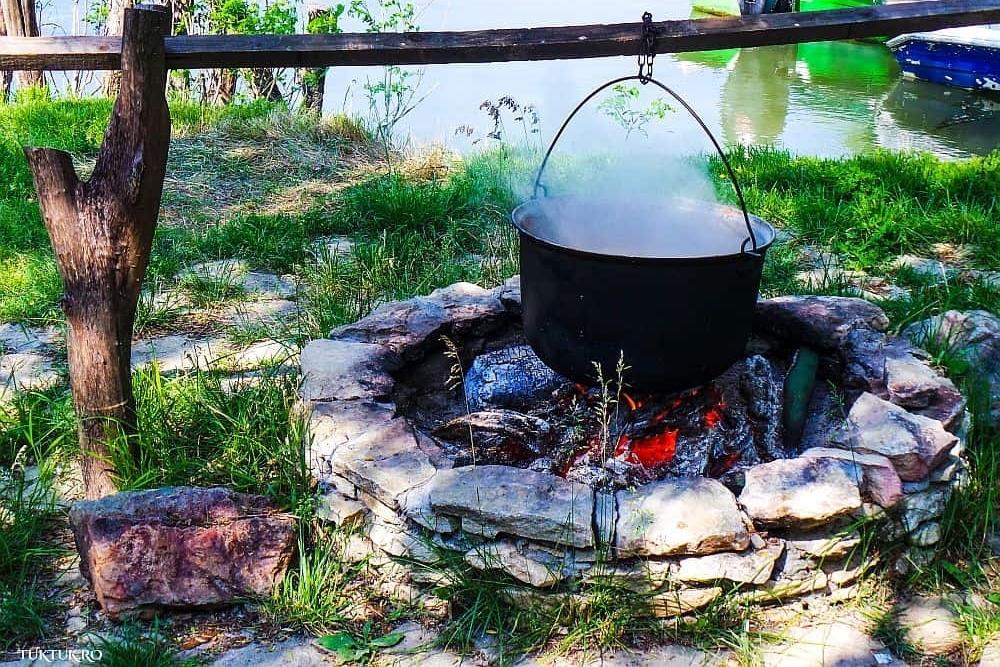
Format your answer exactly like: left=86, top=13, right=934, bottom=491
left=511, top=76, right=776, bottom=392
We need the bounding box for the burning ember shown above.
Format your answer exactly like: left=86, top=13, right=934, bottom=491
left=418, top=343, right=792, bottom=492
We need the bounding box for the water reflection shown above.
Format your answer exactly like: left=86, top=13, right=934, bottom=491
left=720, top=45, right=797, bottom=145
left=877, top=79, right=1000, bottom=156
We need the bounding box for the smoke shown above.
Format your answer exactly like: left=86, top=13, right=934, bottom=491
left=507, top=82, right=760, bottom=258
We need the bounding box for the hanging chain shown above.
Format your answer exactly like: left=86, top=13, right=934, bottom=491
left=637, top=11, right=656, bottom=84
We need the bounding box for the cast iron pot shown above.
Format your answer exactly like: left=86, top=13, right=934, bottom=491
left=511, top=75, right=775, bottom=392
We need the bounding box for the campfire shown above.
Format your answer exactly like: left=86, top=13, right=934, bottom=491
left=422, top=344, right=793, bottom=492
left=302, top=280, right=968, bottom=605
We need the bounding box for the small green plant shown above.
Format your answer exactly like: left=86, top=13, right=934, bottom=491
left=598, top=84, right=674, bottom=139
left=266, top=526, right=369, bottom=635
left=348, top=0, right=424, bottom=162
left=91, top=621, right=185, bottom=667
left=314, top=621, right=405, bottom=664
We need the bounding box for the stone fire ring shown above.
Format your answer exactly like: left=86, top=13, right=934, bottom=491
left=299, top=278, right=970, bottom=612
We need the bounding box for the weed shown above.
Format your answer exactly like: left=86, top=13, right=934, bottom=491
left=265, top=525, right=369, bottom=635
left=91, top=621, right=187, bottom=667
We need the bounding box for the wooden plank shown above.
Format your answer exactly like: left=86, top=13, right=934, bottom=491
left=1, top=0, right=999, bottom=71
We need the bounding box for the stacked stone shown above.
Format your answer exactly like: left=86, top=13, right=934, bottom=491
left=301, top=283, right=968, bottom=614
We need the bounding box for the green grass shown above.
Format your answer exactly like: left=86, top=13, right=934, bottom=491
left=0, top=393, right=74, bottom=650
left=91, top=621, right=191, bottom=667
left=720, top=146, right=1000, bottom=270
left=1, top=97, right=999, bottom=654
left=265, top=525, right=371, bottom=636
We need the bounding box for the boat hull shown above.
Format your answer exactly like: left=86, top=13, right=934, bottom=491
left=889, top=35, right=1000, bottom=92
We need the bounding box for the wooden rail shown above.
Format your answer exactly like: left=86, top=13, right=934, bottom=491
left=1, top=0, right=999, bottom=71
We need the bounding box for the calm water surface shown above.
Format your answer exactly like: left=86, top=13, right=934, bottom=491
left=41, top=0, right=1000, bottom=158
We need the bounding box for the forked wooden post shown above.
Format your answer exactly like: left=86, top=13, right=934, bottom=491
left=24, top=4, right=170, bottom=499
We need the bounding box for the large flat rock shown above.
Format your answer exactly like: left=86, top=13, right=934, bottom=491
left=69, top=487, right=295, bottom=617
left=299, top=339, right=399, bottom=401
left=330, top=282, right=504, bottom=358
left=754, top=296, right=889, bottom=350
left=616, top=478, right=749, bottom=557
left=428, top=465, right=594, bottom=548
left=739, top=457, right=862, bottom=529
left=675, top=541, right=784, bottom=585
left=328, top=418, right=446, bottom=510
left=800, top=447, right=903, bottom=508
left=843, top=392, right=957, bottom=481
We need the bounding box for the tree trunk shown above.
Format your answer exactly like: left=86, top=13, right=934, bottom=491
left=101, top=0, right=135, bottom=97
left=301, top=7, right=329, bottom=114
left=1, top=0, right=42, bottom=89
left=24, top=4, right=171, bottom=499
left=251, top=67, right=283, bottom=102
left=0, top=9, right=11, bottom=102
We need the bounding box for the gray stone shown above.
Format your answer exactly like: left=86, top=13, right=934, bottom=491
left=368, top=517, right=439, bottom=564
left=0, top=323, right=60, bottom=354
left=465, top=539, right=570, bottom=588
left=800, top=447, right=903, bottom=508
left=0, top=353, right=60, bottom=395
left=896, top=596, right=965, bottom=655
left=584, top=559, right=674, bottom=594
left=495, top=274, right=521, bottom=314
left=761, top=617, right=891, bottom=667
left=893, top=255, right=948, bottom=281
left=904, top=309, right=1000, bottom=422
left=329, top=418, right=445, bottom=511
left=649, top=587, right=722, bottom=618
left=929, top=455, right=965, bottom=483
left=331, top=282, right=504, bottom=358
left=241, top=272, right=296, bottom=298
left=616, top=478, right=749, bottom=557
left=909, top=521, right=941, bottom=547
left=131, top=335, right=230, bottom=372
left=899, top=486, right=952, bottom=532
left=843, top=392, right=957, bottom=481
left=901, top=478, right=930, bottom=494
left=310, top=235, right=355, bottom=261
left=429, top=465, right=594, bottom=548
left=981, top=634, right=1000, bottom=667
left=305, top=400, right=396, bottom=463
left=738, top=572, right=829, bottom=604
left=316, top=488, right=367, bottom=527
left=181, top=258, right=247, bottom=283
left=299, top=339, right=399, bottom=401
left=754, top=296, right=889, bottom=351
left=739, top=457, right=862, bottom=529
left=211, top=637, right=327, bottom=667
left=222, top=299, right=299, bottom=328
left=232, top=340, right=296, bottom=370
left=675, top=541, right=783, bottom=585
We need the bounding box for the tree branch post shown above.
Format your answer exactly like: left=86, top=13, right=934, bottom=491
left=24, top=4, right=171, bottom=499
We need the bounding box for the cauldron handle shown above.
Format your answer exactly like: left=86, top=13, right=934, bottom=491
left=532, top=75, right=760, bottom=255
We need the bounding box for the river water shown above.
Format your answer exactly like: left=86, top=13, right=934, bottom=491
left=39, top=0, right=1000, bottom=158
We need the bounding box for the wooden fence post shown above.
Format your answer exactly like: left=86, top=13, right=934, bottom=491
left=24, top=3, right=171, bottom=499
left=0, top=0, right=42, bottom=88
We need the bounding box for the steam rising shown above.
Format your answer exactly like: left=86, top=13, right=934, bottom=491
left=508, top=83, right=769, bottom=258
left=514, top=195, right=773, bottom=259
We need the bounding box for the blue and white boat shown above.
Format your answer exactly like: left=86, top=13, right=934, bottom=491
left=887, top=25, right=1000, bottom=92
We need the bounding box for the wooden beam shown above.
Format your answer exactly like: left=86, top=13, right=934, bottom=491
left=1, top=0, right=998, bottom=71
